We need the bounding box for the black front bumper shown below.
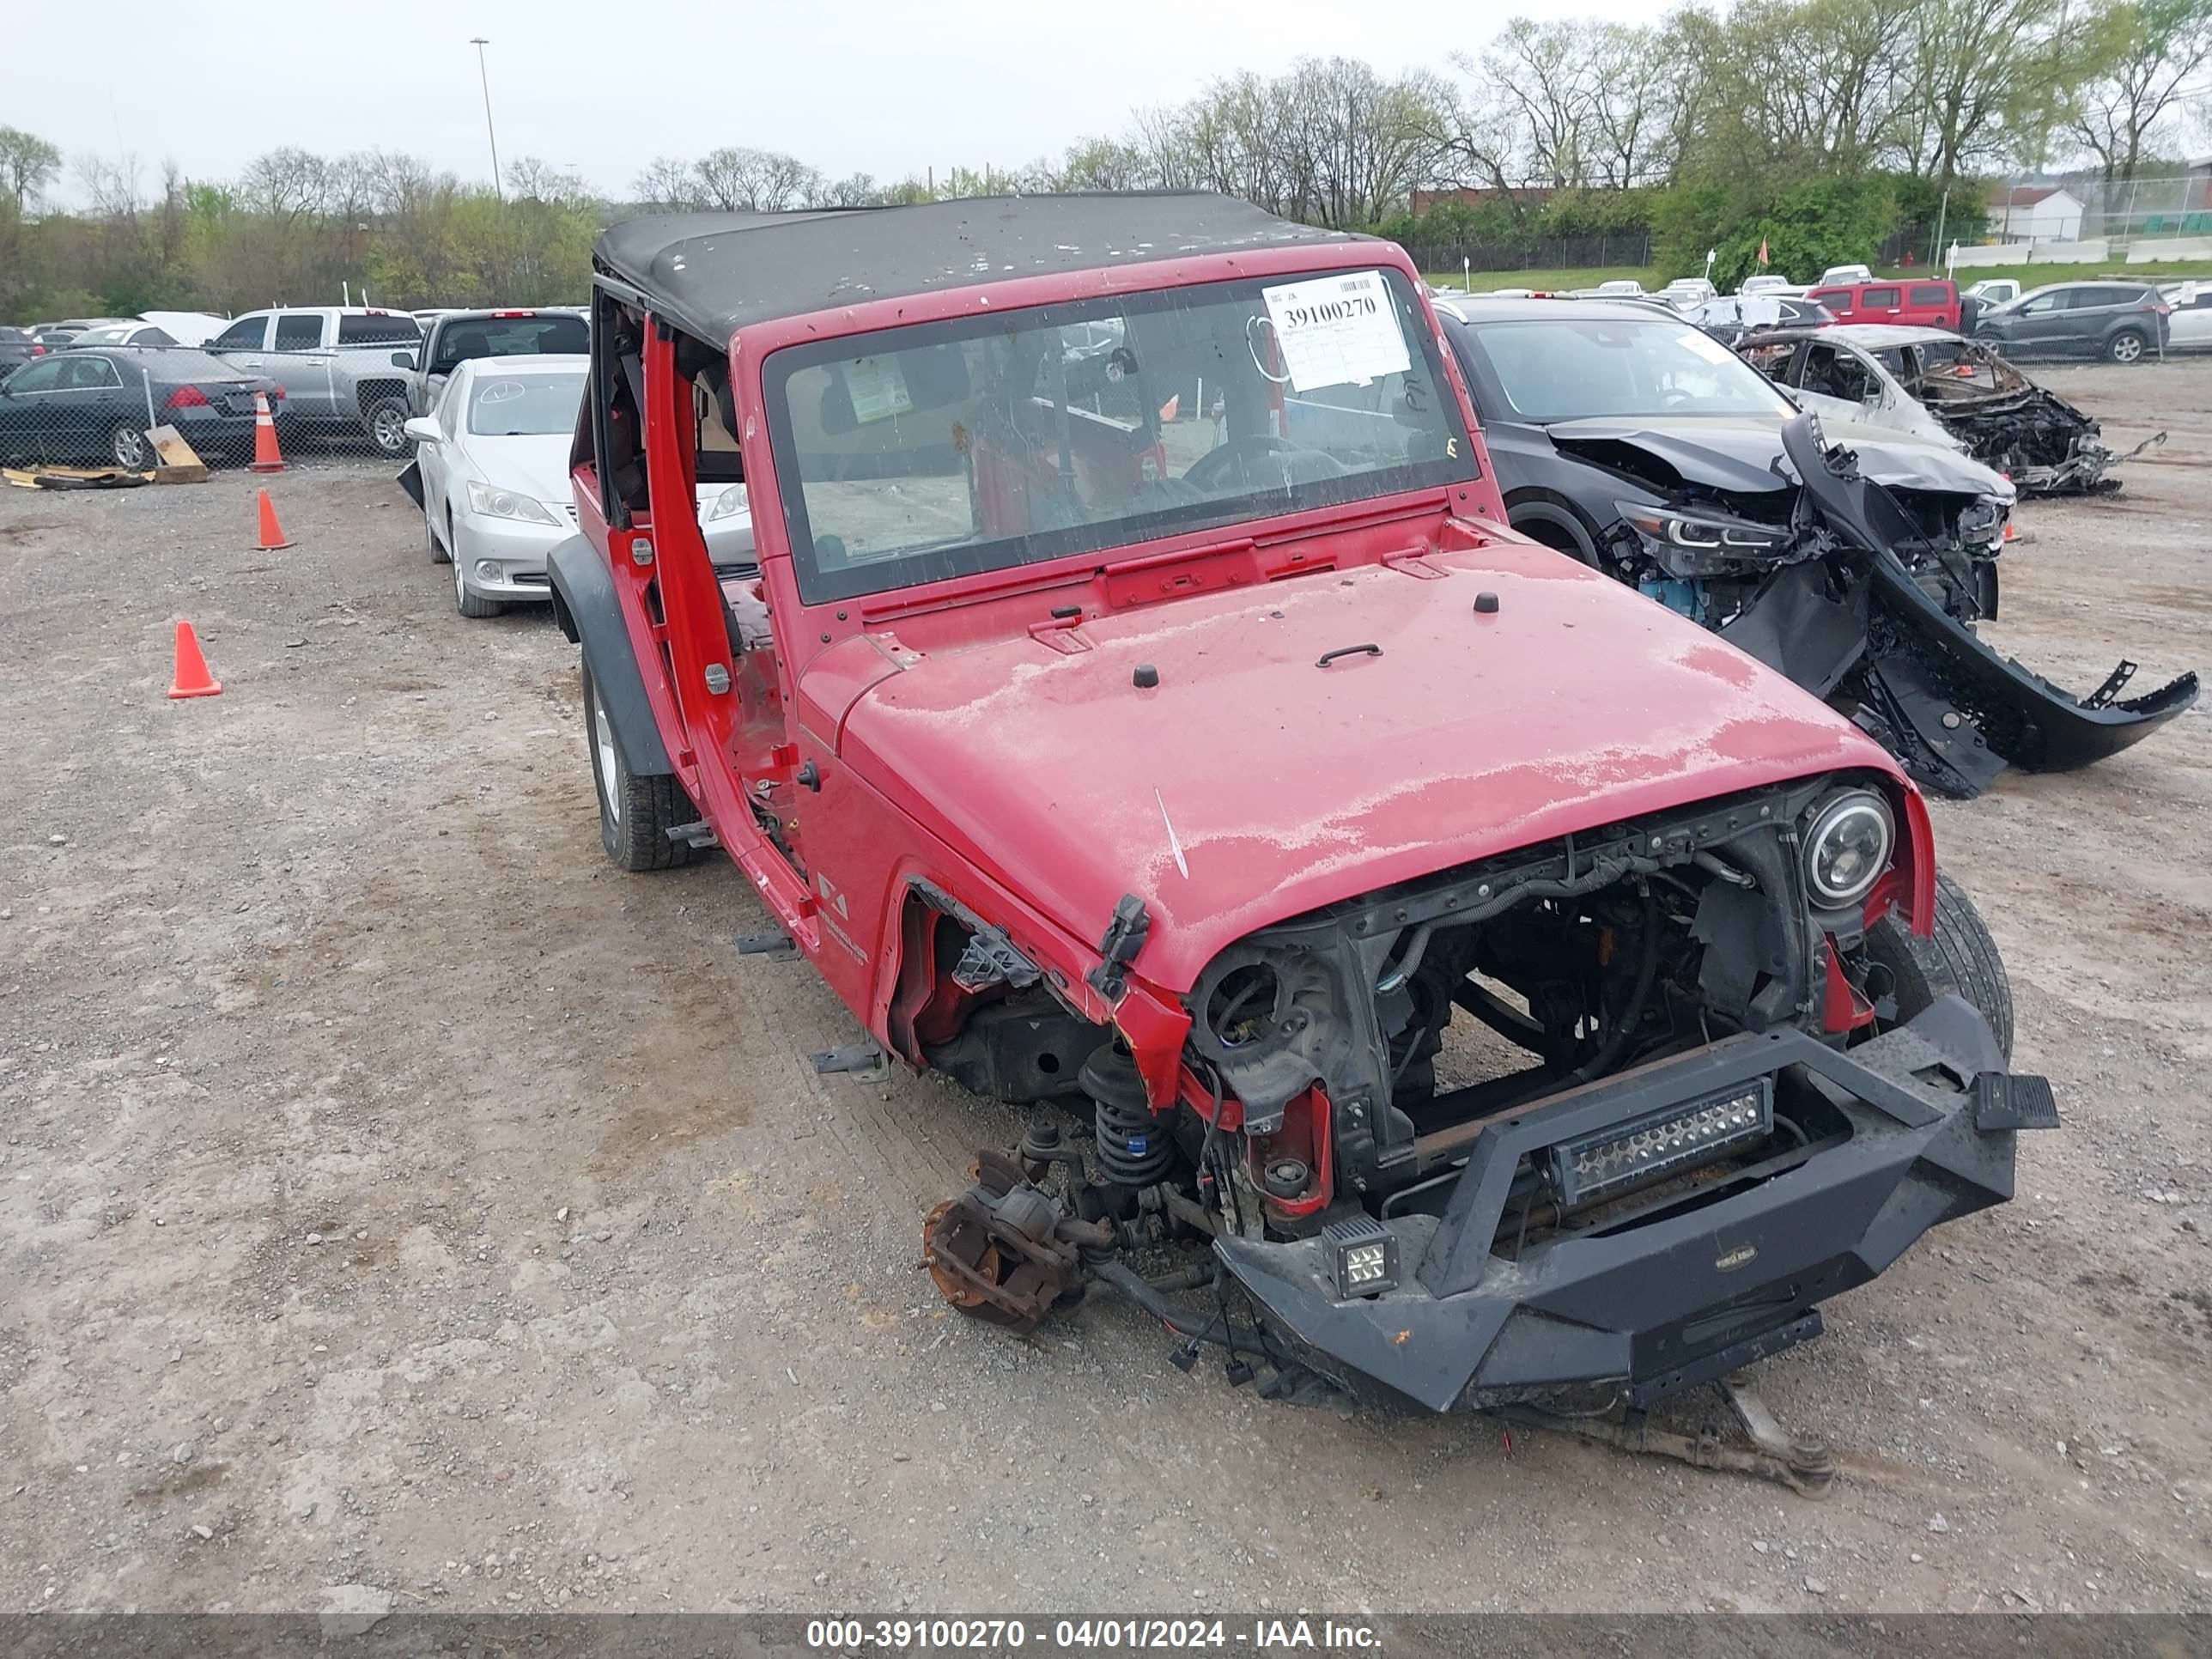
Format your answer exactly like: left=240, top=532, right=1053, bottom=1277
left=1215, top=998, right=2056, bottom=1413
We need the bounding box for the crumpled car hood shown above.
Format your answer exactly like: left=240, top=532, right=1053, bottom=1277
left=1547, top=414, right=2008, bottom=501
left=819, top=535, right=1901, bottom=992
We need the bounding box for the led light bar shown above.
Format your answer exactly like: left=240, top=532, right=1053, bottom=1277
left=1548, top=1079, right=1775, bottom=1206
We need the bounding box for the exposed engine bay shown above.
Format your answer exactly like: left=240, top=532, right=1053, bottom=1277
left=1899, top=341, right=2164, bottom=495
left=1741, top=326, right=2166, bottom=496
left=1593, top=415, right=2197, bottom=797
left=919, top=764, right=2058, bottom=1461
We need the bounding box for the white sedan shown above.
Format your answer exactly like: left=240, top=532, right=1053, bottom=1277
left=404, top=355, right=755, bottom=617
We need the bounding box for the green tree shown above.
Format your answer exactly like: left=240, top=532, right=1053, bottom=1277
left=0, top=126, right=64, bottom=213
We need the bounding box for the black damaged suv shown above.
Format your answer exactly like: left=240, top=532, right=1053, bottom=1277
left=1431, top=295, right=2196, bottom=797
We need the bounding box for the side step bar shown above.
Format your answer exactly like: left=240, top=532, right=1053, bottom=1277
left=811, top=1042, right=890, bottom=1082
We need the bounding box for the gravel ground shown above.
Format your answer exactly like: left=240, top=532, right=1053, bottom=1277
left=1, top=364, right=2207, bottom=1619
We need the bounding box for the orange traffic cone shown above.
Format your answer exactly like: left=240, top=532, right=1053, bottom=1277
left=249, top=392, right=284, bottom=473
left=255, top=488, right=292, bottom=550
left=167, top=622, right=222, bottom=700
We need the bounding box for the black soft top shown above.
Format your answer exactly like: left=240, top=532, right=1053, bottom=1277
left=592, top=192, right=1360, bottom=344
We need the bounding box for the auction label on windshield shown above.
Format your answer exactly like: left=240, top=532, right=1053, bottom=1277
left=842, top=355, right=913, bottom=424
left=1261, top=270, right=1410, bottom=393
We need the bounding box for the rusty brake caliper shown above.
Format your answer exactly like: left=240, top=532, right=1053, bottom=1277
left=922, top=1150, right=1085, bottom=1334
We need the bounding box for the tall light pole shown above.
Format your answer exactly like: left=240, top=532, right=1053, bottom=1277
left=470, top=37, right=502, bottom=200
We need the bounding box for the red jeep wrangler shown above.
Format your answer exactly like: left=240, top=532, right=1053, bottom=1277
left=550, top=196, right=2052, bottom=1470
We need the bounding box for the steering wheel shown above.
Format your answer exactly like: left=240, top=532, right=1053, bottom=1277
left=1183, top=434, right=1297, bottom=492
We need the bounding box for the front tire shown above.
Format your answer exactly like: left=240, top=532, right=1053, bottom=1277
left=426, top=508, right=450, bottom=565
left=2107, top=329, right=2148, bottom=365
left=453, top=527, right=502, bottom=618
left=581, top=659, right=696, bottom=872
left=1867, top=870, right=2014, bottom=1060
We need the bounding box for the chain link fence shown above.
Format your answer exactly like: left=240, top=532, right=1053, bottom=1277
left=1400, top=232, right=1656, bottom=281
left=1954, top=173, right=2212, bottom=270
left=0, top=311, right=428, bottom=474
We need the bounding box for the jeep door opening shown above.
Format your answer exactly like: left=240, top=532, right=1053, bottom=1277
left=549, top=197, right=2056, bottom=1469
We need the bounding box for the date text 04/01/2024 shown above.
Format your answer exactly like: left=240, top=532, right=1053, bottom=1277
left=802, top=1619, right=1382, bottom=1650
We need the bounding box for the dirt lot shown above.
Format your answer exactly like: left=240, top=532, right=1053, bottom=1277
left=2, top=362, right=2208, bottom=1620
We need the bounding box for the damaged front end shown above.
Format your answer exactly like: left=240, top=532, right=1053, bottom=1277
left=922, top=773, right=2060, bottom=1473
left=1602, top=415, right=2197, bottom=797
left=1893, top=337, right=2161, bottom=496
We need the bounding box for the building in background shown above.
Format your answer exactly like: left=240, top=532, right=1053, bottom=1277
left=1989, top=185, right=2085, bottom=243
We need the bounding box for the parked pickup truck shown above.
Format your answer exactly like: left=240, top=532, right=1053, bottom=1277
left=204, top=307, right=423, bottom=457
left=401, top=307, right=592, bottom=418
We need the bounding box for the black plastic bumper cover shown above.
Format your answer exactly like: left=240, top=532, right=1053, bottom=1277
left=1214, top=997, right=2053, bottom=1413
left=1863, top=550, right=2198, bottom=775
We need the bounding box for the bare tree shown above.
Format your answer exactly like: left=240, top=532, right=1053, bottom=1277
left=240, top=148, right=332, bottom=231
left=693, top=147, right=825, bottom=212
left=633, top=156, right=705, bottom=210
left=1050, top=137, right=1156, bottom=192
left=1894, top=0, right=2088, bottom=182
left=1481, top=20, right=1599, bottom=188
left=2067, top=0, right=2212, bottom=190
left=78, top=152, right=145, bottom=219
left=799, top=171, right=868, bottom=207
left=1583, top=23, right=1682, bottom=186
left=505, top=156, right=594, bottom=210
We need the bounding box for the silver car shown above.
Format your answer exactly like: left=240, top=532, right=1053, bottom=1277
left=2159, top=278, right=2212, bottom=349
left=404, top=355, right=755, bottom=617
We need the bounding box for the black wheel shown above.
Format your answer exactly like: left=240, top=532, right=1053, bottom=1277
left=2106, top=328, right=2148, bottom=365
left=110, top=422, right=153, bottom=469
left=1509, top=506, right=1601, bottom=568
left=362, top=395, right=410, bottom=457
left=1867, top=870, right=2014, bottom=1060
left=581, top=659, right=695, bottom=872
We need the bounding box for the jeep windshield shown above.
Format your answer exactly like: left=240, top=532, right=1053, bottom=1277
left=1450, top=314, right=1794, bottom=424
left=762, top=268, right=1476, bottom=604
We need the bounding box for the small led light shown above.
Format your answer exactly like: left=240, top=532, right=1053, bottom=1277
left=1322, top=1217, right=1401, bottom=1300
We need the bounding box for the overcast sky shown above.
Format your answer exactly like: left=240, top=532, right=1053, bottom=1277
left=9, top=0, right=1656, bottom=201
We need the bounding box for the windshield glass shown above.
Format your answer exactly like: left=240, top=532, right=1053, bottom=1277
left=467, top=372, right=584, bottom=436
left=432, top=314, right=590, bottom=372
left=763, top=268, right=1475, bottom=605
left=1450, top=316, right=1792, bottom=422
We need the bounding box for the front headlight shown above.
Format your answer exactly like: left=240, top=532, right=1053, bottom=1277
left=1616, top=501, right=1789, bottom=551
left=704, top=483, right=749, bottom=522
left=1802, top=788, right=1894, bottom=908
left=465, top=480, right=559, bottom=526
left=1960, top=495, right=2008, bottom=550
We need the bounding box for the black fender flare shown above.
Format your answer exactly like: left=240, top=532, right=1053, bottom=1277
left=547, top=534, right=674, bottom=778
left=1503, top=490, right=1602, bottom=566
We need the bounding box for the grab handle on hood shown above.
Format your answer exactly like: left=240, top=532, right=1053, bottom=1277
left=1316, top=642, right=1382, bottom=668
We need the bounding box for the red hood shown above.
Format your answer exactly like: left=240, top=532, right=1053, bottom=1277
left=824, top=536, right=1901, bottom=993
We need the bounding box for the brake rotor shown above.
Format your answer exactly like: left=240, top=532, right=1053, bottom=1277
left=921, top=1163, right=1080, bottom=1334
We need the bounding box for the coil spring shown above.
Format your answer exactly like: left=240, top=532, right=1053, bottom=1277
left=1094, top=1092, right=1174, bottom=1186
left=1084, top=1046, right=1174, bottom=1187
